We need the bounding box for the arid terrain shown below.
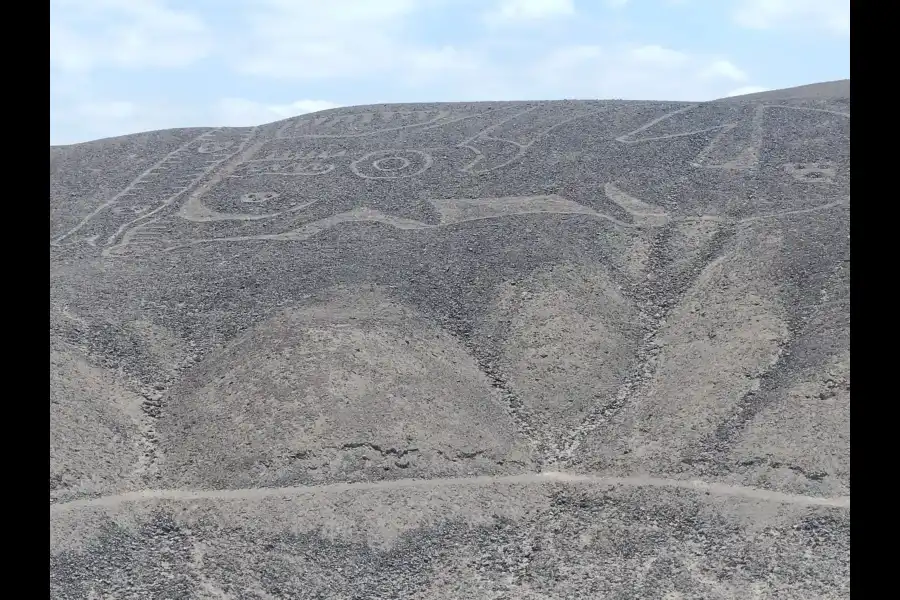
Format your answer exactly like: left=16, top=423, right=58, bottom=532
left=50, top=80, right=850, bottom=599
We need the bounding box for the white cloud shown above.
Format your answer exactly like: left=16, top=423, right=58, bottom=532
left=214, top=98, right=343, bottom=127
left=484, top=0, right=576, bottom=23
left=698, top=59, right=749, bottom=82
left=724, top=85, right=771, bottom=97
left=403, top=46, right=489, bottom=89
left=533, top=45, right=604, bottom=73
left=230, top=0, right=495, bottom=92
left=50, top=95, right=346, bottom=144
left=50, top=96, right=189, bottom=144
left=49, top=0, right=842, bottom=144
left=733, top=0, right=849, bottom=35
left=231, top=0, right=421, bottom=80
left=50, top=0, right=212, bottom=73
left=408, top=46, right=480, bottom=72
left=532, top=44, right=757, bottom=101
left=628, top=45, right=690, bottom=68
left=73, top=100, right=140, bottom=121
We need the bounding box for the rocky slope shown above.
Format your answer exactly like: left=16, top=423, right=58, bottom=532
left=50, top=81, right=850, bottom=599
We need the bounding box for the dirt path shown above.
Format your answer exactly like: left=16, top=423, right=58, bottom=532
left=50, top=471, right=850, bottom=515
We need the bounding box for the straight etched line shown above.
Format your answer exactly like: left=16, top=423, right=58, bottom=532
left=177, top=133, right=271, bottom=223
left=49, top=471, right=850, bottom=515
left=734, top=198, right=848, bottom=225
left=466, top=106, right=609, bottom=175
left=105, top=128, right=260, bottom=247
left=51, top=129, right=220, bottom=246
left=689, top=124, right=738, bottom=168
left=764, top=104, right=850, bottom=118
left=615, top=104, right=701, bottom=144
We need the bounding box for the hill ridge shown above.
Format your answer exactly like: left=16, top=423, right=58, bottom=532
left=51, top=79, right=850, bottom=599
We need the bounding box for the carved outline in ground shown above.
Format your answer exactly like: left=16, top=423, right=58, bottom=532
left=783, top=162, right=837, bottom=184
left=604, top=182, right=670, bottom=226
left=243, top=105, right=586, bottom=180
left=52, top=128, right=259, bottom=249
left=102, top=105, right=849, bottom=254
left=616, top=103, right=850, bottom=172
left=689, top=104, right=766, bottom=171
left=105, top=128, right=259, bottom=247
left=350, top=150, right=435, bottom=180
left=162, top=105, right=600, bottom=238
left=51, top=129, right=218, bottom=247
left=161, top=188, right=847, bottom=252
left=275, top=109, right=464, bottom=139
left=105, top=218, right=169, bottom=256
left=229, top=149, right=349, bottom=179
left=174, top=135, right=291, bottom=224
left=248, top=150, right=349, bottom=163
left=271, top=105, right=602, bottom=180
left=175, top=133, right=373, bottom=226
left=165, top=195, right=605, bottom=249
left=49, top=471, right=850, bottom=515
left=230, top=161, right=336, bottom=177
left=198, top=141, right=235, bottom=154
left=457, top=104, right=605, bottom=175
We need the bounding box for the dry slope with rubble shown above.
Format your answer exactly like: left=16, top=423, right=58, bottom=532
left=50, top=81, right=849, bottom=599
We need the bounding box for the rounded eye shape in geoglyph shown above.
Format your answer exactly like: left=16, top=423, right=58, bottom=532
left=240, top=192, right=280, bottom=204
left=783, top=162, right=836, bottom=183
left=350, top=150, right=434, bottom=179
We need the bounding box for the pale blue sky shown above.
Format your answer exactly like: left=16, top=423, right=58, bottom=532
left=50, top=0, right=849, bottom=145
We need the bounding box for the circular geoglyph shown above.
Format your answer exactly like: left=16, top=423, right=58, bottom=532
left=350, top=150, right=434, bottom=180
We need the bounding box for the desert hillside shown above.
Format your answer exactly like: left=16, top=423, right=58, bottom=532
left=50, top=81, right=850, bottom=599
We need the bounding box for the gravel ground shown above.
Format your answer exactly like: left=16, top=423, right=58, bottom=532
left=50, top=80, right=850, bottom=599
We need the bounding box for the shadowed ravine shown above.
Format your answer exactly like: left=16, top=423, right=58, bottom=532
left=50, top=81, right=850, bottom=599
